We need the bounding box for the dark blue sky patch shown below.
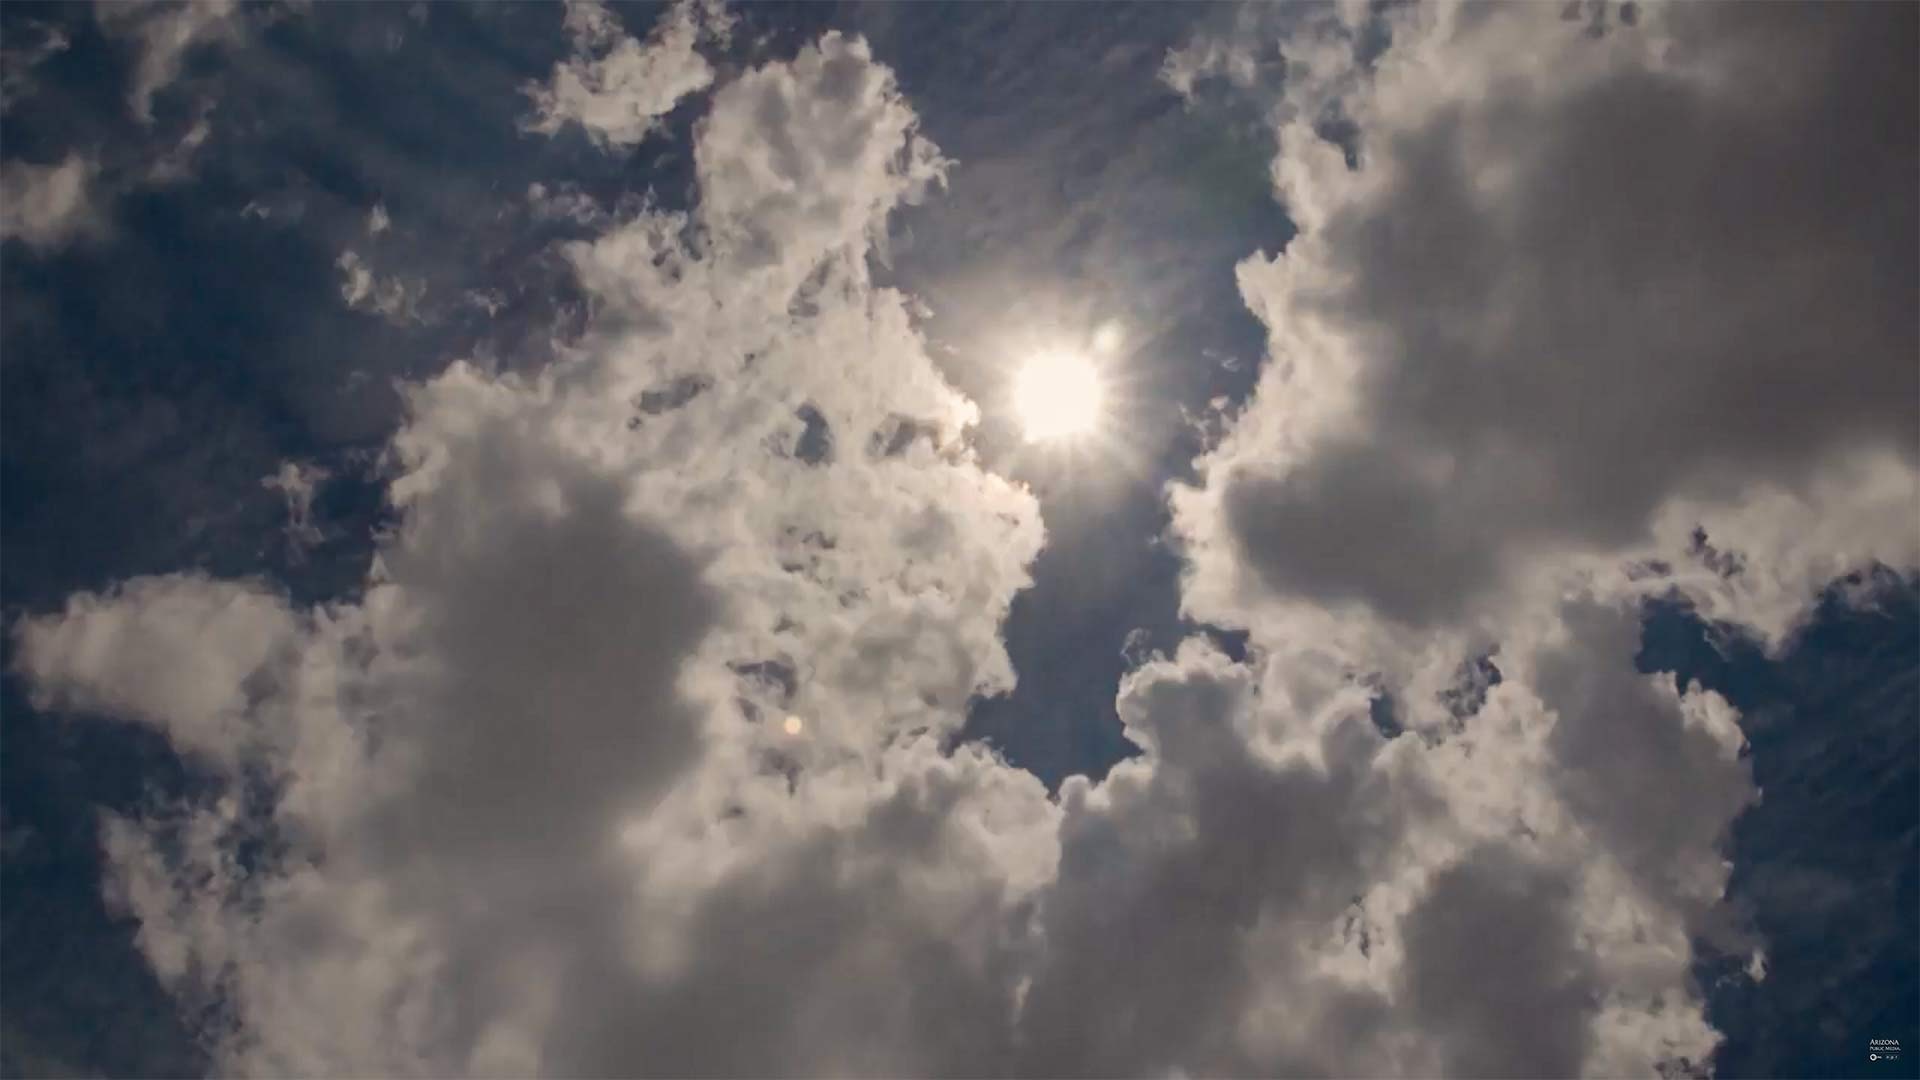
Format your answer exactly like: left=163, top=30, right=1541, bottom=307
left=1643, top=576, right=1920, bottom=1079
left=824, top=2, right=1287, bottom=787
left=0, top=651, right=211, bottom=1078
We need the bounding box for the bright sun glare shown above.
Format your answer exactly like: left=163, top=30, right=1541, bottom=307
left=1013, top=351, right=1104, bottom=441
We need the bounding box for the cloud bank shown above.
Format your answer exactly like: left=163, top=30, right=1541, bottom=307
left=10, top=2, right=1915, bottom=1076
left=18, top=22, right=1049, bottom=1076
left=1173, top=1, right=1916, bottom=643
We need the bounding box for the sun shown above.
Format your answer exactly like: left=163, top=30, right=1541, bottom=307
left=1012, top=350, right=1104, bottom=441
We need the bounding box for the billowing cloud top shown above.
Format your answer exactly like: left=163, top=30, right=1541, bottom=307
left=1174, top=2, right=1916, bottom=639
left=6, top=1, right=1915, bottom=1076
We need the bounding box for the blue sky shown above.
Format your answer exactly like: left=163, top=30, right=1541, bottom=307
left=1, top=2, right=1914, bottom=1076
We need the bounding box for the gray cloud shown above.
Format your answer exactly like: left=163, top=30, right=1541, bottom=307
left=1006, top=587, right=1755, bottom=1077
left=13, top=23, right=1054, bottom=1076
left=2, top=3, right=297, bottom=254
left=260, top=460, right=329, bottom=560
left=1179, top=1, right=1918, bottom=635
left=1017, top=644, right=1409, bottom=1077
left=0, top=153, right=100, bottom=250
left=8, top=3, right=1904, bottom=1076
left=1538, top=601, right=1755, bottom=934
left=1397, top=848, right=1597, bottom=1079
left=336, top=249, right=426, bottom=324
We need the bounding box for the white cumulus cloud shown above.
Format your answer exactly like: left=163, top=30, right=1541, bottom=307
left=15, top=27, right=1050, bottom=1077
left=523, top=0, right=731, bottom=151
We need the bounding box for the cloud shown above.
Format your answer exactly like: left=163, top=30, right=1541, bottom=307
left=1012, top=593, right=1752, bottom=1076
left=3, top=3, right=268, bottom=244
left=522, top=0, right=731, bottom=151
left=1172, top=1, right=1917, bottom=640
left=1391, top=847, right=1598, bottom=1078
left=144, top=101, right=214, bottom=184
left=13, top=574, right=300, bottom=774
left=261, top=461, right=330, bottom=560
left=1015, top=638, right=1410, bottom=1076
left=0, top=153, right=100, bottom=251
left=1044, top=2, right=1912, bottom=1073
left=689, top=32, right=947, bottom=288
left=8, top=4, right=1909, bottom=1077
left=4, top=108, right=230, bottom=252
left=335, top=250, right=425, bottom=324
left=14, top=26, right=1050, bottom=1076
left=95, top=0, right=244, bottom=124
